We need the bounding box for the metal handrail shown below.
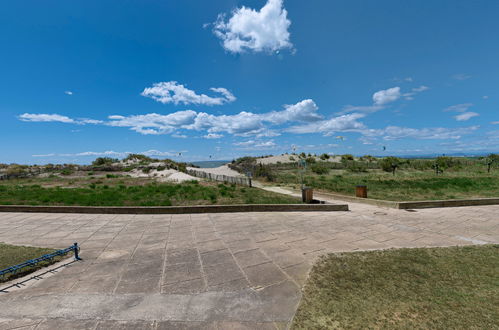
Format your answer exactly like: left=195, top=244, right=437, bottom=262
left=0, top=242, right=81, bottom=279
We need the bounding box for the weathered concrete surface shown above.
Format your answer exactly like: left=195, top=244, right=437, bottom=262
left=0, top=203, right=498, bottom=329
left=0, top=203, right=348, bottom=214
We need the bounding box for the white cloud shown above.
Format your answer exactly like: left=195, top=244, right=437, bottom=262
left=213, top=0, right=292, bottom=54
left=491, top=121, right=499, bottom=125
left=32, top=150, right=182, bottom=158
left=266, top=99, right=322, bottom=124
left=373, top=87, right=401, bottom=105
left=203, top=133, right=224, bottom=139
left=185, top=99, right=320, bottom=136
left=26, top=99, right=317, bottom=137
left=339, top=87, right=404, bottom=115
left=452, top=73, right=471, bottom=81
left=412, top=86, right=429, bottom=93
left=444, top=103, right=473, bottom=112
left=19, top=113, right=75, bottom=123
left=234, top=140, right=277, bottom=150
left=455, top=112, right=479, bottom=121
left=141, top=81, right=236, bottom=106
left=106, top=111, right=197, bottom=135
left=172, top=133, right=188, bottom=139
left=362, top=125, right=479, bottom=140
left=79, top=118, right=104, bottom=124
left=403, top=85, right=429, bottom=100
left=286, top=113, right=366, bottom=135
left=64, top=91, right=73, bottom=95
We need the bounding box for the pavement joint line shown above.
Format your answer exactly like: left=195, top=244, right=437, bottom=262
left=232, top=248, right=260, bottom=255
left=112, top=218, right=153, bottom=294
left=159, top=215, right=173, bottom=294
left=193, top=216, right=209, bottom=293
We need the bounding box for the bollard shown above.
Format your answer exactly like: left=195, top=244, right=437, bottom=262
left=73, top=242, right=82, bottom=260
left=356, top=185, right=367, bottom=198
left=302, top=187, right=314, bottom=203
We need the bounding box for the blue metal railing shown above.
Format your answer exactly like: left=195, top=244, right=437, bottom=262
left=0, top=242, right=81, bottom=280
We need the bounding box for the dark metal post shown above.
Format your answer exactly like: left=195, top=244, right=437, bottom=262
left=73, top=242, right=81, bottom=260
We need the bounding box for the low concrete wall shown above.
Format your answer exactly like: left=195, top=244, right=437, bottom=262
left=0, top=203, right=348, bottom=214
left=397, top=198, right=499, bottom=209
left=313, top=191, right=499, bottom=209
left=313, top=191, right=399, bottom=208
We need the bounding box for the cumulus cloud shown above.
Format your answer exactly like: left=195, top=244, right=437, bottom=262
left=266, top=99, right=322, bottom=124
left=141, top=81, right=236, bottom=106
left=19, top=113, right=75, bottom=123
left=23, top=99, right=322, bottom=137
left=454, top=112, right=479, bottom=121
left=373, top=87, right=401, bottom=105
left=64, top=91, right=73, bottom=95
left=106, top=111, right=198, bottom=135
left=213, top=0, right=292, bottom=54
left=286, top=113, right=366, bottom=135
left=339, top=87, right=406, bottom=115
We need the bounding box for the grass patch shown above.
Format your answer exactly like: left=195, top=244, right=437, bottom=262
left=0, top=180, right=300, bottom=206
left=292, top=245, right=499, bottom=329
left=272, top=166, right=499, bottom=201
left=0, top=243, right=65, bottom=283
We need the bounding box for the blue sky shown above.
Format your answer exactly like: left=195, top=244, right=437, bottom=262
left=1, top=0, right=498, bottom=164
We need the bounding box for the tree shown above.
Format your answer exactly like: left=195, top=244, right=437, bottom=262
left=486, top=153, right=499, bottom=173
left=92, top=157, right=118, bottom=166
left=380, top=156, right=401, bottom=175
left=341, top=154, right=354, bottom=162
left=319, top=153, right=330, bottom=160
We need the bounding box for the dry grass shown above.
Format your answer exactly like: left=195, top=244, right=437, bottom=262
left=292, top=245, right=499, bottom=329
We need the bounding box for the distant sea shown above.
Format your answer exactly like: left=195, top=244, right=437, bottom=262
left=190, top=160, right=230, bottom=168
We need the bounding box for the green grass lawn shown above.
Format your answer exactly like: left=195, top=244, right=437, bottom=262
left=0, top=180, right=300, bottom=206
left=292, top=245, right=499, bottom=329
left=273, top=167, right=499, bottom=201
left=0, top=243, right=65, bottom=282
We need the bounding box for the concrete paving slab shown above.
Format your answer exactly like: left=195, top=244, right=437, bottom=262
left=0, top=203, right=498, bottom=328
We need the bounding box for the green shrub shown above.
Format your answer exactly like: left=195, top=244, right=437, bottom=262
left=380, top=157, right=402, bottom=174
left=341, top=154, right=354, bottom=162
left=311, top=163, right=330, bottom=175
left=306, top=157, right=316, bottom=164
left=346, top=161, right=368, bottom=173
left=92, top=157, right=118, bottom=166
left=60, top=168, right=73, bottom=176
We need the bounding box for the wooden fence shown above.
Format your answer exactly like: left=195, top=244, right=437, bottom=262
left=186, top=169, right=251, bottom=186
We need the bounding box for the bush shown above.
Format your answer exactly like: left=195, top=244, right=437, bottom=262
left=346, top=161, right=368, bottom=173
left=380, top=157, right=401, bottom=174
left=60, top=168, right=73, bottom=176
left=319, top=153, right=330, bottom=160
left=6, top=165, right=26, bottom=176
left=306, top=157, right=316, bottom=164
left=311, top=163, right=330, bottom=175
left=123, top=154, right=155, bottom=163
left=255, top=164, right=274, bottom=181
left=92, top=157, right=118, bottom=166
left=341, top=154, right=354, bottom=162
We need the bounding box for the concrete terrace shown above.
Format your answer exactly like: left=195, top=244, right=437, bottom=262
left=0, top=202, right=498, bottom=329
